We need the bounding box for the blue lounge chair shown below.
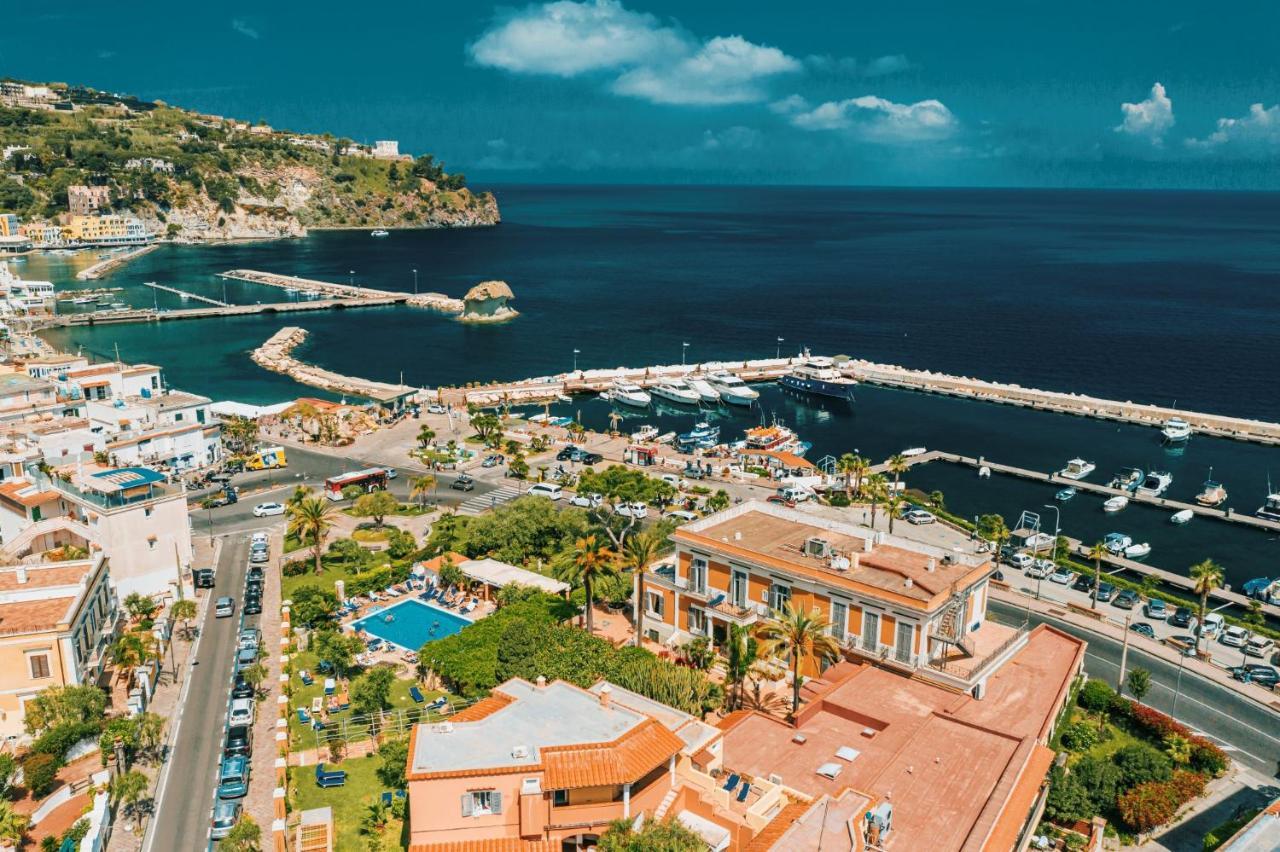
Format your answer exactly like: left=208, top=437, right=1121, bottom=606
left=315, top=764, right=347, bottom=787
left=297, top=708, right=311, bottom=724
left=381, top=791, right=393, bottom=807
left=427, top=696, right=448, bottom=711
left=737, top=782, right=751, bottom=803
left=410, top=686, right=425, bottom=704
left=721, top=773, right=740, bottom=792
left=394, top=789, right=406, bottom=799
left=300, top=671, right=314, bottom=686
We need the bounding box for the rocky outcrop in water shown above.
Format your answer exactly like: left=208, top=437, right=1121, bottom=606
left=460, top=280, right=518, bottom=323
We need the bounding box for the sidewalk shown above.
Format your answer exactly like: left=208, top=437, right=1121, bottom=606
left=244, top=528, right=286, bottom=833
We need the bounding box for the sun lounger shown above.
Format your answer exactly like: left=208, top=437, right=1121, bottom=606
left=402, top=651, right=418, bottom=664
left=737, top=782, right=751, bottom=803
left=367, top=638, right=383, bottom=651
left=324, top=678, right=336, bottom=695
left=385, top=586, right=401, bottom=598
left=427, top=696, right=448, bottom=711
left=721, top=773, right=740, bottom=792
left=300, top=670, right=314, bottom=686
left=381, top=791, right=393, bottom=807
left=410, top=686, right=425, bottom=704
left=315, top=764, right=346, bottom=787
left=297, top=708, right=312, bottom=724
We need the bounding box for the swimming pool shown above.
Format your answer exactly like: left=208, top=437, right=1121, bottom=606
left=351, top=599, right=473, bottom=651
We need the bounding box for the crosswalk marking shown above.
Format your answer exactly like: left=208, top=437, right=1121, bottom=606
left=458, top=485, right=522, bottom=515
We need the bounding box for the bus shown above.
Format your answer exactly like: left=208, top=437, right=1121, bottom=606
left=323, top=468, right=389, bottom=501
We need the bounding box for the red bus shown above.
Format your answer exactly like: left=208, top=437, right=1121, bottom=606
left=324, top=468, right=389, bottom=501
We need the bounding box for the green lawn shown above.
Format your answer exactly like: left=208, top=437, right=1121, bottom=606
left=341, top=505, right=428, bottom=518
left=288, top=755, right=405, bottom=852
left=280, top=554, right=393, bottom=602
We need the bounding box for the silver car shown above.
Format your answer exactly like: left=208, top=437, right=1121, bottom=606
left=211, top=800, right=241, bottom=839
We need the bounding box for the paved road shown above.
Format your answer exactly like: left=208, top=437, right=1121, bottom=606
left=146, top=536, right=252, bottom=850
left=990, top=600, right=1280, bottom=777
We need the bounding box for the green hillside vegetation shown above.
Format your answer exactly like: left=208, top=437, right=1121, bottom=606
left=0, top=80, right=498, bottom=238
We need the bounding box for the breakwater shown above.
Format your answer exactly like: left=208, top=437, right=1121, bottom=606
left=252, top=326, right=418, bottom=404
left=75, top=244, right=158, bottom=280
left=40, top=296, right=402, bottom=327
left=219, top=269, right=464, bottom=314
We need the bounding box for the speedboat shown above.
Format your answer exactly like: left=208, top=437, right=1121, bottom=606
left=1103, top=532, right=1132, bottom=555
left=1124, top=542, right=1152, bottom=559
left=1103, top=495, right=1129, bottom=513
left=778, top=355, right=856, bottom=401
left=706, top=373, right=759, bottom=406
left=370, top=229, right=390, bottom=238
left=688, top=377, right=721, bottom=404
left=1135, top=471, right=1173, bottom=498
left=1108, top=468, right=1143, bottom=490
left=71, top=296, right=96, bottom=304
left=651, top=377, right=701, bottom=406
left=1242, top=577, right=1276, bottom=603
left=1058, top=458, right=1096, bottom=481
left=1161, top=417, right=1192, bottom=442
left=1170, top=509, right=1194, bottom=525
left=1256, top=492, right=1280, bottom=523
left=608, top=381, right=650, bottom=408
left=676, top=422, right=720, bottom=452
left=1195, top=471, right=1228, bottom=507
left=1055, top=486, right=1078, bottom=502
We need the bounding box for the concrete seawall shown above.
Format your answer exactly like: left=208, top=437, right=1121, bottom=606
left=75, top=244, right=159, bottom=280
left=220, top=269, right=464, bottom=314
left=251, top=326, right=418, bottom=404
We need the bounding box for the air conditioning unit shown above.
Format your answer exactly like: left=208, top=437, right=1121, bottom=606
left=433, top=722, right=454, bottom=734
left=511, top=745, right=529, bottom=759
left=804, top=537, right=831, bottom=558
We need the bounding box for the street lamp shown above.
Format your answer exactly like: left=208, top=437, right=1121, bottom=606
left=776, top=337, right=784, bottom=359
left=682, top=342, right=689, bottom=366
left=412, top=268, right=418, bottom=296
left=349, top=270, right=355, bottom=288
left=1039, top=503, right=1061, bottom=602
left=573, top=348, right=580, bottom=372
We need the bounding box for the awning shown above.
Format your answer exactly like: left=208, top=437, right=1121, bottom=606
left=460, top=558, right=569, bottom=595
left=676, top=810, right=732, bottom=852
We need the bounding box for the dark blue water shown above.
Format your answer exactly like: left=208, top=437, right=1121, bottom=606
left=31, top=185, right=1280, bottom=585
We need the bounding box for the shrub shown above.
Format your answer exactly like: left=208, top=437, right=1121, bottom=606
left=1044, top=765, right=1093, bottom=823
left=1060, top=721, right=1098, bottom=752
left=22, top=752, right=60, bottom=798
left=1190, top=741, right=1228, bottom=776
left=1117, top=771, right=1207, bottom=834
left=1115, top=744, right=1173, bottom=787
left=282, top=560, right=309, bottom=577
left=32, top=722, right=102, bottom=760
left=1072, top=756, right=1125, bottom=812
left=1078, top=679, right=1116, bottom=713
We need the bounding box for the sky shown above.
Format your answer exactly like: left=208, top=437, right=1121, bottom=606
left=3, top=0, right=1279, bottom=188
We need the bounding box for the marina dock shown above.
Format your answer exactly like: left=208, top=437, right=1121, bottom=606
left=219, top=269, right=464, bottom=313
left=140, top=281, right=228, bottom=306
left=41, top=296, right=403, bottom=327
left=75, top=244, right=158, bottom=280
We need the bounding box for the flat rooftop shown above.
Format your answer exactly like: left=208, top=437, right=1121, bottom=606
left=678, top=502, right=987, bottom=606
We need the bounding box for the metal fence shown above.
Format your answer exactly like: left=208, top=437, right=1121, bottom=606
left=305, top=695, right=484, bottom=751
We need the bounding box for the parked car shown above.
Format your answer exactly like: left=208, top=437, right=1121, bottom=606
left=252, top=502, right=285, bottom=517
left=1169, top=606, right=1196, bottom=628
left=224, top=725, right=252, bottom=757
left=664, top=510, right=698, bottom=523
left=250, top=532, right=268, bottom=546
left=1229, top=665, right=1279, bottom=688
left=614, top=501, right=649, bottom=519
left=683, top=464, right=706, bottom=480
left=1112, top=589, right=1139, bottom=610
left=766, top=494, right=796, bottom=508
left=194, top=568, right=215, bottom=589
left=527, top=483, right=563, bottom=500
left=217, top=756, right=249, bottom=799
left=249, top=549, right=269, bottom=564
left=569, top=492, right=603, bottom=508
left=578, top=452, right=603, bottom=465
left=1167, top=635, right=1199, bottom=656
left=482, top=455, right=501, bottom=468
left=1129, top=622, right=1156, bottom=639
left=232, top=673, right=254, bottom=700
left=1220, top=625, right=1251, bottom=648
left=1027, top=562, right=1052, bottom=580
left=426, top=403, right=447, bottom=414
left=555, top=447, right=580, bottom=462
left=1049, top=568, right=1077, bottom=585
left=1200, top=613, right=1225, bottom=640
left=215, top=596, right=235, bottom=618
left=228, top=698, right=254, bottom=727
left=1007, top=552, right=1034, bottom=570
left=244, top=597, right=262, bottom=615
left=1143, top=599, right=1169, bottom=620
left=1244, top=636, right=1276, bottom=659
left=236, top=647, right=257, bottom=671
left=247, top=565, right=264, bottom=582
left=905, top=509, right=936, bottom=525
left=1071, top=574, right=1095, bottom=593
left=450, top=474, right=475, bottom=492
left=239, top=628, right=260, bottom=649
left=211, top=801, right=242, bottom=840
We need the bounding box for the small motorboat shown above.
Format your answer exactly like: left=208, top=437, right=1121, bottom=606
left=1258, top=491, right=1280, bottom=522
left=1058, top=458, right=1096, bottom=480
left=1136, top=471, right=1173, bottom=498
left=1195, top=471, right=1228, bottom=507
left=1055, top=486, right=1078, bottom=502
left=631, top=425, right=659, bottom=443
left=1170, top=509, right=1194, bottom=525
left=1103, top=495, right=1129, bottom=513
left=1124, top=542, right=1152, bottom=559
left=978, top=465, right=991, bottom=478
left=370, top=229, right=390, bottom=237
left=901, top=447, right=927, bottom=457
left=1108, top=467, right=1144, bottom=490
left=676, top=422, right=720, bottom=451
left=1104, top=532, right=1132, bottom=555
left=688, top=377, right=721, bottom=404
left=1161, top=417, right=1192, bottom=442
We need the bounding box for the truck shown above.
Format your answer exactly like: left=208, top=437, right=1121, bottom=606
left=245, top=446, right=287, bottom=471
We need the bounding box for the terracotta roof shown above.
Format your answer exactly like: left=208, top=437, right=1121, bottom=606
left=408, top=841, right=559, bottom=852
left=419, top=552, right=468, bottom=573
left=0, top=480, right=61, bottom=508
left=977, top=744, right=1055, bottom=852
left=745, top=799, right=815, bottom=852
left=0, top=596, right=73, bottom=636
left=0, top=563, right=93, bottom=592
left=448, top=693, right=516, bottom=723
left=738, top=449, right=816, bottom=469
left=716, top=710, right=754, bottom=732
left=541, top=718, right=684, bottom=789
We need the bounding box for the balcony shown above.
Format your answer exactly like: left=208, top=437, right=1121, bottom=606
left=839, top=632, right=918, bottom=672
left=923, top=621, right=1030, bottom=689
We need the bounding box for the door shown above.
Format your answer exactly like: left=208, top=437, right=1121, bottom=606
left=862, top=611, right=879, bottom=650
left=895, top=621, right=914, bottom=664
left=731, top=570, right=748, bottom=608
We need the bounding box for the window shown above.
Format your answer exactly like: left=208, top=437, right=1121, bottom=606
left=730, top=569, right=748, bottom=608
left=144, top=508, right=153, bottom=518
left=462, top=790, right=502, bottom=816
left=831, top=601, right=848, bottom=641
left=28, top=653, right=50, bottom=680
left=770, top=583, right=791, bottom=610
left=895, top=621, right=914, bottom=663
left=862, top=611, right=879, bottom=650
left=645, top=591, right=665, bottom=618
left=688, top=607, right=707, bottom=636
left=688, top=558, right=707, bottom=595
left=552, top=789, right=569, bottom=806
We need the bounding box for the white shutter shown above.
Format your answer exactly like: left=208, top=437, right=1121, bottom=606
left=461, top=794, right=473, bottom=817
left=492, top=791, right=503, bottom=814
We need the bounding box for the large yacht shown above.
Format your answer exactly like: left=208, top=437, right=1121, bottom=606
left=705, top=373, right=759, bottom=406
left=607, top=380, right=651, bottom=408
left=1161, top=418, right=1193, bottom=442
left=778, top=356, right=856, bottom=401
left=650, top=377, right=701, bottom=406
left=688, top=377, right=721, bottom=404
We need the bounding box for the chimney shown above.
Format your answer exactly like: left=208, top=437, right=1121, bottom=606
left=599, top=684, right=612, bottom=709
left=535, top=675, right=547, bottom=689
left=15, top=567, right=27, bottom=585
left=734, top=530, right=742, bottom=541
left=904, top=577, right=913, bottom=589
left=863, top=537, right=872, bottom=553
left=927, top=558, right=936, bottom=573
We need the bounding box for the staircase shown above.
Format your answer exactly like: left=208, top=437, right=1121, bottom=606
left=653, top=787, right=679, bottom=820
left=0, top=516, right=93, bottom=561
left=934, top=595, right=973, bottom=657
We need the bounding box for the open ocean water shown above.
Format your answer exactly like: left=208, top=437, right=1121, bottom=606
left=29, top=185, right=1280, bottom=585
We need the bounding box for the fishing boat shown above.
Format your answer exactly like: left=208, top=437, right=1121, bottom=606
left=1170, top=509, right=1194, bottom=524
left=1055, top=486, right=1078, bottom=502
left=978, top=465, right=991, bottom=478
left=1103, top=495, right=1129, bottom=513
left=606, top=380, right=650, bottom=408
left=630, top=425, right=659, bottom=443
left=1124, top=542, right=1152, bottom=559
left=1103, top=532, right=1132, bottom=555
left=901, top=447, right=927, bottom=457
left=778, top=355, right=856, bottom=400
left=1108, top=468, right=1144, bottom=490
left=1135, top=470, right=1173, bottom=498
left=1057, top=458, right=1096, bottom=481
left=738, top=420, right=810, bottom=456
left=370, top=229, right=390, bottom=238
left=71, top=296, right=97, bottom=304
left=675, top=422, right=720, bottom=452
left=1195, top=469, right=1228, bottom=507
left=705, top=372, right=759, bottom=406
left=1256, top=490, right=1280, bottom=523
left=1161, top=417, right=1193, bottom=442
left=651, top=377, right=701, bottom=406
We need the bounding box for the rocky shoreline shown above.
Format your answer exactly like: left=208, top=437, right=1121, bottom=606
left=251, top=327, right=421, bottom=401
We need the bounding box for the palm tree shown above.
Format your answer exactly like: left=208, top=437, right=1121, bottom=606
left=111, top=769, right=149, bottom=824
left=0, top=801, right=28, bottom=848
left=410, top=474, right=436, bottom=508
left=416, top=425, right=436, bottom=448
left=887, top=453, right=908, bottom=496
left=755, top=602, right=841, bottom=716
left=1087, top=541, right=1107, bottom=610
left=885, top=494, right=904, bottom=534
left=835, top=453, right=866, bottom=502
left=170, top=598, right=197, bottom=639
left=863, top=473, right=888, bottom=527
left=622, top=528, right=661, bottom=647
left=110, top=633, right=147, bottom=680
left=1190, top=558, right=1224, bottom=653
left=287, top=493, right=337, bottom=574
left=558, top=535, right=617, bottom=634
left=723, top=624, right=759, bottom=711
left=287, top=485, right=309, bottom=507
left=706, top=490, right=731, bottom=513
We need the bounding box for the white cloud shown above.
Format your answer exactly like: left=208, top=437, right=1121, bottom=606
left=701, top=126, right=761, bottom=151
left=468, top=0, right=683, bottom=77
left=781, top=94, right=957, bottom=142
left=1186, top=102, right=1280, bottom=152
left=231, top=18, right=260, bottom=40
left=863, top=54, right=913, bottom=77
left=805, top=54, right=914, bottom=78
left=611, top=36, right=800, bottom=105
left=470, top=0, right=798, bottom=105
left=1115, top=82, right=1174, bottom=144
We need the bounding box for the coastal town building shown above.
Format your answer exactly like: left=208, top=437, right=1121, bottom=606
left=123, top=157, right=174, bottom=173
left=373, top=140, right=400, bottom=159
left=86, top=388, right=221, bottom=471
left=65, top=214, right=151, bottom=246
left=19, top=353, right=90, bottom=380
left=0, top=214, right=19, bottom=237
left=17, top=222, right=66, bottom=247
left=67, top=185, right=112, bottom=216
left=0, top=214, right=28, bottom=255
left=0, top=554, right=117, bottom=739
left=0, top=370, right=67, bottom=423
left=0, top=262, right=56, bottom=316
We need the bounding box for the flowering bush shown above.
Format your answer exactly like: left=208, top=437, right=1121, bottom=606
left=1125, top=700, right=1228, bottom=777
left=1117, top=771, right=1207, bottom=833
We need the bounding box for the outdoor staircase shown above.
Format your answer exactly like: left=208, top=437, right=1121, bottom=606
left=653, top=787, right=679, bottom=820
left=0, top=516, right=93, bottom=561
left=934, top=594, right=973, bottom=657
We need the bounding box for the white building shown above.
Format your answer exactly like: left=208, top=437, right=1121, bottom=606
left=123, top=157, right=174, bottom=173
left=87, top=389, right=220, bottom=472
left=373, top=140, right=400, bottom=159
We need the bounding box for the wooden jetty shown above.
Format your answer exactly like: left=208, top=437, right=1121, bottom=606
left=140, top=281, right=227, bottom=306
left=75, top=244, right=158, bottom=280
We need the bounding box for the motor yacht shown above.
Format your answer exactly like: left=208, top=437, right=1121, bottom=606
left=778, top=355, right=856, bottom=400
left=1103, top=495, right=1129, bottom=513
left=1124, top=542, right=1152, bottom=559
left=1170, top=509, right=1194, bottom=525
left=1103, top=532, right=1132, bottom=555
left=687, top=377, right=721, bottom=404
left=370, top=229, right=390, bottom=238
left=676, top=422, right=720, bottom=452
left=1256, top=492, right=1280, bottom=523
left=1135, top=471, right=1173, bottom=498
left=1195, top=470, right=1228, bottom=507
left=1108, top=468, right=1143, bottom=490
left=737, top=420, right=810, bottom=456
left=651, top=377, right=701, bottom=406
left=1161, top=418, right=1192, bottom=442
left=1058, top=458, right=1096, bottom=480
left=608, top=381, right=651, bottom=408
left=705, top=373, right=759, bottom=406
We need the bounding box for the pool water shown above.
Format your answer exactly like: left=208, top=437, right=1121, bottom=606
left=351, top=599, right=473, bottom=650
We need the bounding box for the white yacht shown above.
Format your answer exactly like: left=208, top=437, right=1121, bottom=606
left=688, top=377, right=721, bottom=404
left=1161, top=418, right=1192, bottom=442
left=1103, top=495, right=1129, bottom=513
left=608, top=380, right=651, bottom=408
left=370, top=229, right=390, bottom=238
left=1170, top=509, right=1194, bottom=525
left=651, top=377, right=701, bottom=406
left=705, top=373, right=759, bottom=406
left=1057, top=458, right=1096, bottom=481
left=1257, top=492, right=1280, bottom=523
left=1136, top=471, right=1173, bottom=498
left=1104, top=532, right=1132, bottom=555
left=1124, top=542, right=1152, bottom=559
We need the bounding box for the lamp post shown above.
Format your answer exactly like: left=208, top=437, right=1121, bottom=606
left=412, top=268, right=418, bottom=296
left=1039, top=503, right=1061, bottom=601
left=1173, top=650, right=1188, bottom=714
left=682, top=342, right=689, bottom=366
left=776, top=337, right=784, bottom=359
left=573, top=349, right=580, bottom=372
left=349, top=270, right=355, bottom=289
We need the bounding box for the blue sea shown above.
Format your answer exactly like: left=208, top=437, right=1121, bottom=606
left=30, top=186, right=1280, bottom=586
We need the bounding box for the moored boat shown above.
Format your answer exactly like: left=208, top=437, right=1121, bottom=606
left=1058, top=458, right=1096, bottom=480
left=1108, top=468, right=1143, bottom=490
left=778, top=355, right=856, bottom=400
left=631, top=425, right=659, bottom=443
left=1195, top=470, right=1228, bottom=507
left=1255, top=491, right=1280, bottom=523
left=675, top=422, right=720, bottom=452
left=1103, top=532, right=1132, bottom=555
left=738, top=420, right=809, bottom=456
left=607, top=380, right=650, bottom=408
left=651, top=377, right=701, bottom=406
left=1170, top=509, right=1194, bottom=525
left=1055, top=486, right=1077, bottom=502
left=1135, top=471, right=1173, bottom=498
left=1124, top=542, right=1151, bottom=559
left=1161, top=417, right=1192, bottom=442
left=1103, top=495, right=1129, bottom=513
left=370, top=229, right=390, bottom=238
left=688, top=377, right=721, bottom=404
left=705, top=372, right=759, bottom=406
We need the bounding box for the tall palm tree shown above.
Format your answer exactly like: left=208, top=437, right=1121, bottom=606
left=1190, top=558, right=1224, bottom=653
left=0, top=801, right=28, bottom=847
left=622, top=528, right=661, bottom=647
left=885, top=494, right=904, bottom=534
left=863, top=473, right=888, bottom=527
left=755, top=602, right=841, bottom=716
left=417, top=425, right=436, bottom=448
left=887, top=453, right=908, bottom=496
left=836, top=453, right=858, bottom=501
left=110, top=633, right=146, bottom=681
left=288, top=493, right=337, bottom=574
left=1087, top=540, right=1107, bottom=610
left=558, top=535, right=617, bottom=634
left=410, top=474, right=436, bottom=507
left=724, top=624, right=759, bottom=712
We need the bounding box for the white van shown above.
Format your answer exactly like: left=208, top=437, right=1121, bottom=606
left=527, top=483, right=563, bottom=501
left=778, top=486, right=811, bottom=504
left=1244, top=635, right=1276, bottom=659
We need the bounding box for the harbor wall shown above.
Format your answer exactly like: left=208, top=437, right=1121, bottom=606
left=74, top=244, right=158, bottom=280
